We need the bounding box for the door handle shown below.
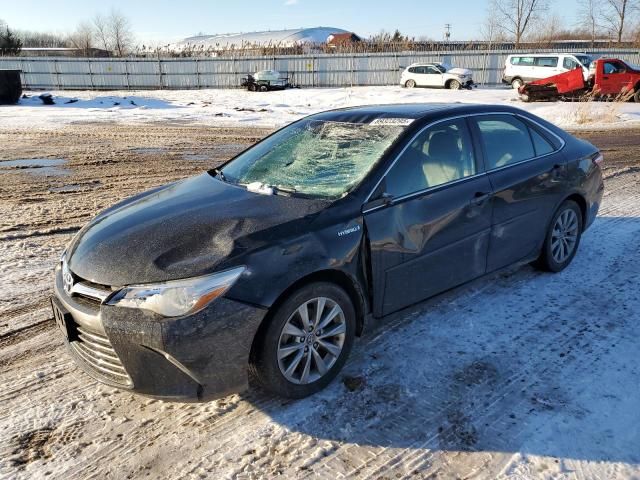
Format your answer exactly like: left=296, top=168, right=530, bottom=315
left=470, top=191, right=491, bottom=205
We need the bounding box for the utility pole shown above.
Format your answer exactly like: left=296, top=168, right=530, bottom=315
left=444, top=24, right=451, bottom=41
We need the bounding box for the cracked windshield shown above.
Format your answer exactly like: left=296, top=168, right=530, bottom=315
left=221, top=119, right=407, bottom=198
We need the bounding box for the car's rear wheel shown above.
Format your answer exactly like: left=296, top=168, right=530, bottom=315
left=405, top=79, right=416, bottom=88
left=535, top=200, right=583, bottom=272
left=448, top=79, right=461, bottom=90
left=511, top=78, right=523, bottom=90
left=251, top=282, right=356, bottom=398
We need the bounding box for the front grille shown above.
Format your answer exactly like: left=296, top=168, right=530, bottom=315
left=69, top=323, right=133, bottom=387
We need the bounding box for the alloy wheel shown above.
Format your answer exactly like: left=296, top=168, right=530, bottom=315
left=551, top=209, right=579, bottom=264
left=277, top=297, right=346, bottom=385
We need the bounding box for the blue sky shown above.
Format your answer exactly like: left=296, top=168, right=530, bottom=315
left=2, top=0, right=580, bottom=44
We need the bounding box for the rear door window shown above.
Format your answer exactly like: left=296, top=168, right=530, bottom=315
left=535, top=57, right=559, bottom=68
left=475, top=115, right=536, bottom=169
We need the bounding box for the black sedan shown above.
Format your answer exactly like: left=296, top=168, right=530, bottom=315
left=51, top=104, right=604, bottom=401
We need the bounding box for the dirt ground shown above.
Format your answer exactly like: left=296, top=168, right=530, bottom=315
left=0, top=124, right=639, bottom=479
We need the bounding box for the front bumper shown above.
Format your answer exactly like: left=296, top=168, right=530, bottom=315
left=53, top=267, right=267, bottom=402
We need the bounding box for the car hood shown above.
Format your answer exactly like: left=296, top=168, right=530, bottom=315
left=67, top=173, right=329, bottom=286
left=447, top=67, right=473, bottom=77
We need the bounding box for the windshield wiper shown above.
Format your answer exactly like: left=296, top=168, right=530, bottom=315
left=271, top=185, right=297, bottom=196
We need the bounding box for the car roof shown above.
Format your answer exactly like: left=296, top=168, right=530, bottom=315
left=308, top=103, right=526, bottom=123
left=507, top=52, right=590, bottom=57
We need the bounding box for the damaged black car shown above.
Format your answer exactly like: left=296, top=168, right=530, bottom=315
left=52, top=104, right=604, bottom=401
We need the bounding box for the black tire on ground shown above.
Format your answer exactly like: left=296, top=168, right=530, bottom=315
left=634, top=89, right=640, bottom=103
left=534, top=200, right=583, bottom=273
left=511, top=78, right=523, bottom=90
left=250, top=282, right=356, bottom=399
left=0, top=70, right=22, bottom=105
left=448, top=79, right=461, bottom=90
left=248, top=83, right=257, bottom=92
left=405, top=79, right=416, bottom=88
left=259, top=85, right=268, bottom=92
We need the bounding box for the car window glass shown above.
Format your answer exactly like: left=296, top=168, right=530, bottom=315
left=384, top=119, right=476, bottom=197
left=511, top=57, right=534, bottom=66
left=425, top=66, right=440, bottom=74
left=604, top=61, right=624, bottom=74
left=530, top=128, right=555, bottom=156
left=408, top=67, right=417, bottom=73
left=535, top=57, right=558, bottom=67
left=223, top=119, right=407, bottom=199
left=563, top=57, right=579, bottom=70
left=476, top=115, right=535, bottom=169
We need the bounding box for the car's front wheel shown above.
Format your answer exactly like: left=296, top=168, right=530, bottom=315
left=535, top=200, right=583, bottom=272
left=448, top=79, right=461, bottom=90
left=251, top=282, right=356, bottom=398
left=405, top=79, right=416, bottom=88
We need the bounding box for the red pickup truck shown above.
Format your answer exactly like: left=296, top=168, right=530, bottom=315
left=518, top=58, right=640, bottom=102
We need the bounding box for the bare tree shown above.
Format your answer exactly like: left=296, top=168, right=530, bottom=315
left=530, top=13, right=565, bottom=43
left=602, top=0, right=639, bottom=42
left=68, top=22, right=94, bottom=55
left=491, top=0, right=548, bottom=46
left=108, top=9, right=134, bottom=56
left=92, top=13, right=111, bottom=51
left=577, top=0, right=602, bottom=47
left=91, top=10, right=134, bottom=56
left=480, top=14, right=507, bottom=45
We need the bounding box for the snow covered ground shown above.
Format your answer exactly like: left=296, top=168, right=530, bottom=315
left=1, top=97, right=639, bottom=479
left=3, top=85, right=640, bottom=131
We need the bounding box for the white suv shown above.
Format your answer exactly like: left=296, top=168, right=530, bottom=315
left=503, top=53, right=592, bottom=89
left=400, top=63, right=474, bottom=90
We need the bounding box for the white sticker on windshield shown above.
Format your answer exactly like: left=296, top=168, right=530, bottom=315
left=370, top=118, right=415, bottom=126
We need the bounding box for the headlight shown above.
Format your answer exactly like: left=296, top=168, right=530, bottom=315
left=106, top=266, right=245, bottom=317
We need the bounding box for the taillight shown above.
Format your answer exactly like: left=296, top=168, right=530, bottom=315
left=592, top=153, right=604, bottom=165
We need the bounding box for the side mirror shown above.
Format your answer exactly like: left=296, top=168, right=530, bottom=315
left=362, top=192, right=394, bottom=212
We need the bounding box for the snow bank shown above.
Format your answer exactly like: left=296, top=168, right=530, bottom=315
left=1, top=86, right=640, bottom=131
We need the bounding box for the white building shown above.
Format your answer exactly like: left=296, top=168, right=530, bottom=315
left=176, top=27, right=355, bottom=50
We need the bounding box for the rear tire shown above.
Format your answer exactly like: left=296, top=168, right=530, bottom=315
left=250, top=282, right=356, bottom=399
left=534, top=200, right=583, bottom=272
left=511, top=78, right=523, bottom=90
left=405, top=79, right=416, bottom=88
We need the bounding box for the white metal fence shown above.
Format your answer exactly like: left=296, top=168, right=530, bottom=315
left=2, top=49, right=640, bottom=90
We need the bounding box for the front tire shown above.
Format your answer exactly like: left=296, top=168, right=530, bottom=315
left=405, top=79, right=416, bottom=88
left=251, top=282, right=356, bottom=398
left=448, top=79, right=461, bottom=90
left=535, top=200, right=583, bottom=272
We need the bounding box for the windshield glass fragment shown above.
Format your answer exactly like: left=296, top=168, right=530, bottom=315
left=220, top=119, right=407, bottom=198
